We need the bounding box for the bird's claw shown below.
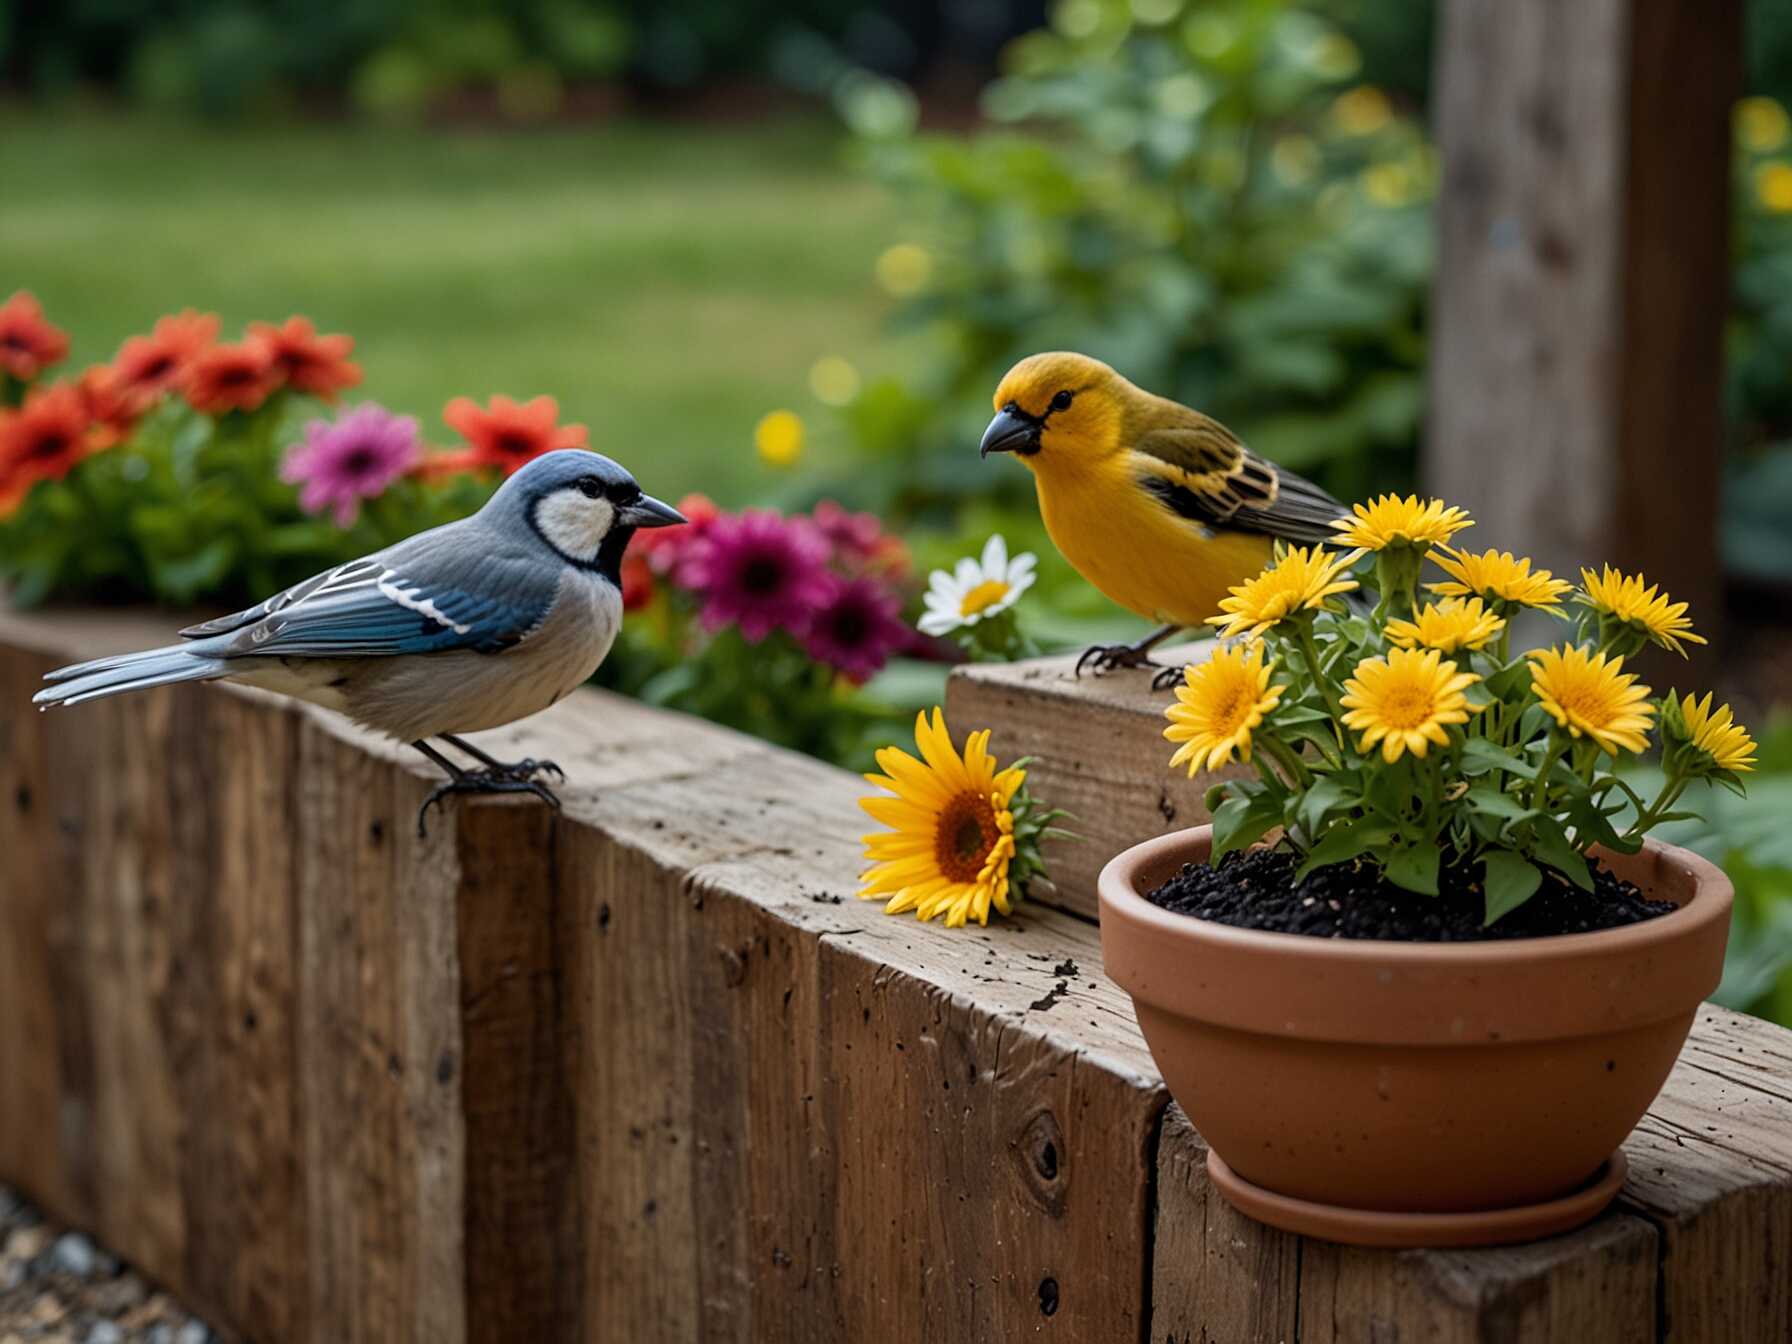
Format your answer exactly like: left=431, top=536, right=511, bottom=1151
left=416, top=769, right=564, bottom=838
left=490, top=756, right=564, bottom=784
left=1150, top=663, right=1190, bottom=692
left=1075, top=642, right=1164, bottom=678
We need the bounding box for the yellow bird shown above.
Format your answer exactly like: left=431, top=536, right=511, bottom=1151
left=979, top=351, right=1348, bottom=682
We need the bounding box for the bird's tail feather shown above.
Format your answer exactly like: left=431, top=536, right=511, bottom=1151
left=34, top=645, right=225, bottom=708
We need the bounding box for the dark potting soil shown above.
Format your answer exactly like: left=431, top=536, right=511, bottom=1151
left=1145, top=846, right=1677, bottom=941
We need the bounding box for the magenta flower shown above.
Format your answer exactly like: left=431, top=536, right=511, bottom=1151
left=281, top=403, right=421, bottom=527
left=802, top=575, right=909, bottom=683
left=684, top=509, right=832, bottom=642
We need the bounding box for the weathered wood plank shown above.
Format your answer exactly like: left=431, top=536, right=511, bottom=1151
left=0, top=608, right=1164, bottom=1342
left=1425, top=0, right=1738, bottom=666
left=1621, top=1004, right=1792, bottom=1343
left=6, top=608, right=1790, bottom=1343
left=945, top=642, right=1239, bottom=922
left=1153, top=1107, right=1661, bottom=1344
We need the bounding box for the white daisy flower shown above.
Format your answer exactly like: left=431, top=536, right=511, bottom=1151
left=918, top=534, right=1037, bottom=636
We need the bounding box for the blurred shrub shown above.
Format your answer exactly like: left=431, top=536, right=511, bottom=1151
left=1, top=0, right=1037, bottom=119
left=826, top=0, right=1433, bottom=539
left=1726, top=93, right=1792, bottom=584
left=1640, top=714, right=1792, bottom=1029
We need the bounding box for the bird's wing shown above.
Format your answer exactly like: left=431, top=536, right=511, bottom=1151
left=212, top=532, right=560, bottom=660
left=1129, top=418, right=1346, bottom=545
left=179, top=555, right=392, bottom=639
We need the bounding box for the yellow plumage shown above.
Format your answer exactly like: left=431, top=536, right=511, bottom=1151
left=980, top=352, right=1347, bottom=643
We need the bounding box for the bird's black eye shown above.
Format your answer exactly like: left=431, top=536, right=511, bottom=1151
left=577, top=476, right=603, bottom=499
left=1050, top=389, right=1074, bottom=412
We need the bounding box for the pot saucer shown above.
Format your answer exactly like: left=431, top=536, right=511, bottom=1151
left=1206, top=1150, right=1629, bottom=1249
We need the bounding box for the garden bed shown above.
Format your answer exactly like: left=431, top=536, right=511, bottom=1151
left=1, top=608, right=1789, bottom=1342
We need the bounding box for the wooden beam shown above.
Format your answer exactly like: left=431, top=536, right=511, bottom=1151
left=0, top=607, right=1164, bottom=1341
left=945, top=643, right=1241, bottom=922
left=5, top=614, right=1791, bottom=1341
left=1425, top=0, right=1740, bottom=660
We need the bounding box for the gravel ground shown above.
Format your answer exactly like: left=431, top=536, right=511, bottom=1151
left=0, top=1186, right=218, bottom=1344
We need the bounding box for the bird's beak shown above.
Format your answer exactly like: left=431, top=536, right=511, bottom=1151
left=622, top=494, right=686, bottom=528
left=979, top=406, right=1040, bottom=458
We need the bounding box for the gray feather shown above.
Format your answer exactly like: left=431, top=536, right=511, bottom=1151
left=34, top=645, right=223, bottom=707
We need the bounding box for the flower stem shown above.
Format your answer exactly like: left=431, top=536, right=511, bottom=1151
left=1296, top=622, right=1346, bottom=747
left=1257, top=734, right=1311, bottom=790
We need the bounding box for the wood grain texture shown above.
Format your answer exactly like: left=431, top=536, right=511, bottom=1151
left=0, top=608, right=1163, bottom=1342
left=946, top=642, right=1243, bottom=922
left=4, top=609, right=1790, bottom=1342
left=1426, top=0, right=1737, bottom=668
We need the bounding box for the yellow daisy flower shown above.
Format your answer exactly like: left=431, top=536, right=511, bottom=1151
left=1340, top=646, right=1479, bottom=763
left=1527, top=646, right=1654, bottom=756
left=1383, top=597, right=1505, bottom=653
left=1330, top=494, right=1473, bottom=551
left=1207, top=545, right=1360, bottom=640
left=1163, top=643, right=1285, bottom=776
left=1577, top=565, right=1706, bottom=657
left=1677, top=693, right=1757, bottom=774
left=1428, top=547, right=1573, bottom=610
left=859, top=708, right=1024, bottom=928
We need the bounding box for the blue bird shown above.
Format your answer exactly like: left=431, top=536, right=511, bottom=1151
left=34, top=449, right=685, bottom=834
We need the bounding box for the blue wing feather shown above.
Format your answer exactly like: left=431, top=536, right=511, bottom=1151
left=222, top=572, right=548, bottom=658
left=206, top=523, right=561, bottom=661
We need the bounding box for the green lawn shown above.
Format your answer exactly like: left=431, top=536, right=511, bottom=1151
left=1, top=112, right=908, bottom=503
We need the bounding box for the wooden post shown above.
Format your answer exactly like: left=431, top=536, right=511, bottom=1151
left=1425, top=0, right=1740, bottom=660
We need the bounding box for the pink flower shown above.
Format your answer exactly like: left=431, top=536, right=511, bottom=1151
left=281, top=403, right=421, bottom=527
left=638, top=491, right=720, bottom=588
left=802, top=575, right=909, bottom=683
left=811, top=498, right=910, bottom=578
left=684, top=509, right=832, bottom=642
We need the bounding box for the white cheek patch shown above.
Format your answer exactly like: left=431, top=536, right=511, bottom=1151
left=534, top=489, right=613, bottom=563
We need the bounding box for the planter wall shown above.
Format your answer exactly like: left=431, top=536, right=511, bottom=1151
left=0, top=610, right=1789, bottom=1342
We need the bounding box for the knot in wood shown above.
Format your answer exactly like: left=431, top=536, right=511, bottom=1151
left=1015, top=1108, right=1067, bottom=1217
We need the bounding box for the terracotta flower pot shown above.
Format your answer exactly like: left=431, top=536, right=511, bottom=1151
left=1098, top=826, right=1733, bottom=1247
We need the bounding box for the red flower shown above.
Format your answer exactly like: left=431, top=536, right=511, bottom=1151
left=635, top=491, right=719, bottom=585
left=0, top=383, right=103, bottom=492
left=250, top=316, right=361, bottom=400
left=183, top=336, right=283, bottom=416
left=443, top=394, right=588, bottom=474
left=0, top=291, right=70, bottom=382
left=620, top=552, right=655, bottom=610
left=410, top=448, right=482, bottom=482
left=77, top=364, right=145, bottom=448
left=112, top=309, right=220, bottom=402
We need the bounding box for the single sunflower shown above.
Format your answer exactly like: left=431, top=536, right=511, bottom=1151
left=859, top=708, right=1026, bottom=928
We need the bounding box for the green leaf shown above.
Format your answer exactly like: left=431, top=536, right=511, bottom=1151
left=1528, top=817, right=1596, bottom=891
left=1464, top=786, right=1534, bottom=821
left=1483, top=659, right=1533, bottom=700
left=1385, top=843, right=1440, bottom=896
left=1461, top=737, right=1531, bottom=777
left=1211, top=794, right=1283, bottom=860
left=1296, top=774, right=1357, bottom=837
left=1482, top=850, right=1543, bottom=925
left=1293, top=821, right=1393, bottom=881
